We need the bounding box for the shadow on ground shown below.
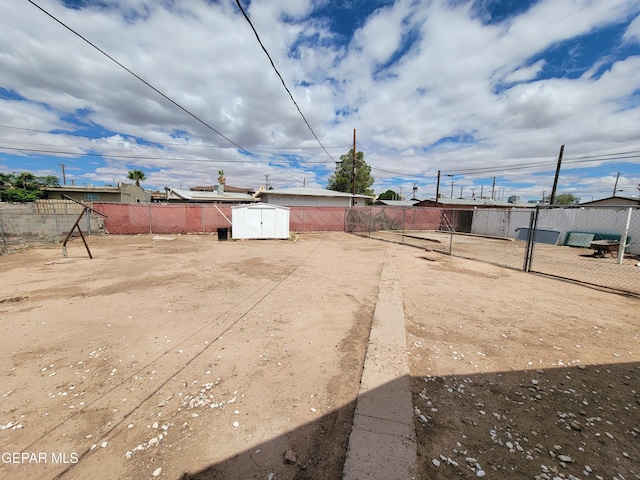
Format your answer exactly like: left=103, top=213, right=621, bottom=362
left=179, top=362, right=639, bottom=480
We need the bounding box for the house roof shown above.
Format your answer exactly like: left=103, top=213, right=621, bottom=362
left=418, top=197, right=532, bottom=208
left=167, top=188, right=258, bottom=203
left=580, top=195, right=640, bottom=206
left=375, top=199, right=419, bottom=206
left=190, top=184, right=255, bottom=194
left=256, top=186, right=373, bottom=199
left=42, top=185, right=122, bottom=193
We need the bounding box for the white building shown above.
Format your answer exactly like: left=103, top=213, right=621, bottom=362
left=256, top=187, right=372, bottom=207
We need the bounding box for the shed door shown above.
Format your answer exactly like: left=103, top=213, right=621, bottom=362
left=245, top=208, right=264, bottom=239
left=260, top=208, right=276, bottom=238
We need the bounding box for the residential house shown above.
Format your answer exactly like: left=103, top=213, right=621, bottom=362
left=416, top=196, right=532, bottom=209
left=256, top=186, right=372, bottom=207
left=165, top=186, right=258, bottom=204
left=42, top=183, right=147, bottom=203
left=580, top=196, right=640, bottom=207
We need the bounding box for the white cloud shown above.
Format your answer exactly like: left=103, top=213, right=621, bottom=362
left=623, top=13, right=640, bottom=44
left=0, top=0, right=639, bottom=197
left=503, top=59, right=546, bottom=84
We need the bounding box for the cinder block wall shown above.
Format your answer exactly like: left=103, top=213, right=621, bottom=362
left=0, top=205, right=103, bottom=240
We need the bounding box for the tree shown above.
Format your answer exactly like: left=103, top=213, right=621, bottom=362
left=327, top=149, right=374, bottom=199
left=217, top=170, right=226, bottom=185
left=378, top=189, right=400, bottom=201
left=553, top=193, right=580, bottom=205
left=127, top=169, right=147, bottom=187
left=42, top=175, right=61, bottom=187
left=0, top=171, right=60, bottom=202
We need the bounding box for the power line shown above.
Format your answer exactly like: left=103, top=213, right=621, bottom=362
left=563, top=149, right=640, bottom=160
left=0, top=144, right=339, bottom=166
left=445, top=154, right=640, bottom=177
left=26, top=0, right=304, bottom=185
left=234, top=0, right=336, bottom=165
left=0, top=125, right=348, bottom=150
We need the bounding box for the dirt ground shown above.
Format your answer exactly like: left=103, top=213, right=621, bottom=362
left=0, top=232, right=638, bottom=480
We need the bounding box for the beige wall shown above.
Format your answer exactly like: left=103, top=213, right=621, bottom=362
left=43, top=184, right=146, bottom=203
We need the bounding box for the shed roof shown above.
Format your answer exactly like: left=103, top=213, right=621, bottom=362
left=231, top=203, right=289, bottom=210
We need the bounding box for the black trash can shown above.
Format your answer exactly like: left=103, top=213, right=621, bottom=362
left=217, top=227, right=229, bottom=241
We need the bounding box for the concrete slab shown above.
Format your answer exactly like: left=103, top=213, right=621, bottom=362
left=343, top=253, right=416, bottom=479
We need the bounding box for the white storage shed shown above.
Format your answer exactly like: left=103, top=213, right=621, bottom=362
left=231, top=204, right=290, bottom=240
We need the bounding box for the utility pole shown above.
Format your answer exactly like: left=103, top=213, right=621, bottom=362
left=459, top=186, right=463, bottom=199
left=412, top=183, right=417, bottom=200
left=613, top=172, right=620, bottom=196
left=58, top=163, right=66, bottom=185
left=450, top=180, right=455, bottom=199
left=491, top=177, right=496, bottom=200
left=435, top=170, right=441, bottom=206
left=549, top=144, right=565, bottom=205
left=471, top=187, right=475, bottom=199
left=352, top=128, right=357, bottom=204
left=265, top=175, right=270, bottom=189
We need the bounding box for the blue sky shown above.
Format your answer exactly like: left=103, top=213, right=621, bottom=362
left=1, top=0, right=640, bottom=201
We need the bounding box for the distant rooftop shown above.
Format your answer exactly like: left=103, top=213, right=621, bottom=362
left=257, top=186, right=373, bottom=199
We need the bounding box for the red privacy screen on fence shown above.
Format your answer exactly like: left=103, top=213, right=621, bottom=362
left=94, top=203, right=353, bottom=234
left=94, top=203, right=230, bottom=234
left=93, top=203, right=447, bottom=235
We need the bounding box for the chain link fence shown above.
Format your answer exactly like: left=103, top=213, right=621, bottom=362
left=3, top=201, right=639, bottom=294
left=525, top=206, right=639, bottom=294
left=348, top=205, right=640, bottom=295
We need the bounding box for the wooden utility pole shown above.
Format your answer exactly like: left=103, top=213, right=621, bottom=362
left=613, top=172, right=620, bottom=196
left=352, top=129, right=357, bottom=202
left=435, top=170, right=441, bottom=206
left=549, top=145, right=565, bottom=205
left=450, top=180, right=455, bottom=199
left=58, top=163, right=66, bottom=185
left=491, top=177, right=496, bottom=200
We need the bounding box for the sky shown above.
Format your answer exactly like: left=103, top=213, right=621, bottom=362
left=1, top=0, right=640, bottom=202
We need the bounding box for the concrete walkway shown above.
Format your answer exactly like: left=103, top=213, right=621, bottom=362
left=342, top=254, right=417, bottom=479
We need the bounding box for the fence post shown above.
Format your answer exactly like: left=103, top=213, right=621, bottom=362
left=0, top=210, right=6, bottom=254
left=53, top=205, right=59, bottom=242
left=368, top=207, right=372, bottom=237
left=148, top=204, right=153, bottom=235
left=401, top=208, right=406, bottom=244
left=617, top=207, right=633, bottom=265
left=523, top=207, right=539, bottom=272
left=448, top=210, right=455, bottom=254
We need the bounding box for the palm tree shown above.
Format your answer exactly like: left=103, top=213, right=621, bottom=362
left=127, top=169, right=147, bottom=187
left=217, top=170, right=226, bottom=185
